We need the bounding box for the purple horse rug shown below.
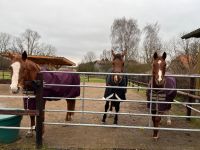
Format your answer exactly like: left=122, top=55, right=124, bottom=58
left=24, top=71, right=80, bottom=110
left=147, top=75, right=177, bottom=112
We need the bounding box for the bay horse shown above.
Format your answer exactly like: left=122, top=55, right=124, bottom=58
left=147, top=52, right=177, bottom=140
left=9, top=51, right=80, bottom=136
left=102, top=50, right=128, bottom=124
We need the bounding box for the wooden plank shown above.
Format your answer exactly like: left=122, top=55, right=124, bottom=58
left=0, top=109, right=39, bottom=116
left=177, top=91, right=200, bottom=100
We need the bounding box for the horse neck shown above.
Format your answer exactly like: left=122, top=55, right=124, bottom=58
left=26, top=60, right=40, bottom=80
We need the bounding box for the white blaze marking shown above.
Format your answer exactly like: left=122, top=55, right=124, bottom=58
left=157, top=60, right=163, bottom=82
left=10, top=62, right=21, bottom=91
left=158, top=69, right=162, bottom=82
left=114, top=75, right=118, bottom=82
left=158, top=60, right=162, bottom=64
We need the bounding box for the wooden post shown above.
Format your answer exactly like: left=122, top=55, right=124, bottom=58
left=186, top=77, right=195, bottom=121
left=35, top=73, right=44, bottom=149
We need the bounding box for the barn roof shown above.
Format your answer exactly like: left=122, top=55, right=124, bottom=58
left=27, top=55, right=76, bottom=66
left=181, top=28, right=200, bottom=39
left=0, top=52, right=76, bottom=68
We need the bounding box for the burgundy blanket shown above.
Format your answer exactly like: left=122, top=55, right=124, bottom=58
left=147, top=75, right=177, bottom=112
left=24, top=71, right=80, bottom=110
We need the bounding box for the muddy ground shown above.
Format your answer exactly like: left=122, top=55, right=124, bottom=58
left=0, top=83, right=200, bottom=150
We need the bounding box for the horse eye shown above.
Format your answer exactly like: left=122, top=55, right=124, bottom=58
left=9, top=66, right=12, bottom=70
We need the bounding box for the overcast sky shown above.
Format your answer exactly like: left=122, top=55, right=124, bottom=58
left=0, top=0, right=200, bottom=64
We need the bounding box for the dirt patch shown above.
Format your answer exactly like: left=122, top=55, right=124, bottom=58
left=0, top=83, right=200, bottom=150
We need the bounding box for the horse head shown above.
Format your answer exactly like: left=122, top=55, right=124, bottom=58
left=8, top=51, right=40, bottom=94
left=152, top=52, right=167, bottom=87
left=111, top=49, right=126, bottom=84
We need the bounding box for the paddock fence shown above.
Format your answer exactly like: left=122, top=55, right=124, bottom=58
left=0, top=71, right=200, bottom=148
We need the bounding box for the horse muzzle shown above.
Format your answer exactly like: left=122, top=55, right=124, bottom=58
left=10, top=86, right=20, bottom=94
left=155, top=79, right=165, bottom=86
left=113, top=75, right=122, bottom=84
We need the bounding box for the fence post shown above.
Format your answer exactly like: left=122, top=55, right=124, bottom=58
left=186, top=77, right=195, bottom=121
left=35, top=73, right=44, bottom=149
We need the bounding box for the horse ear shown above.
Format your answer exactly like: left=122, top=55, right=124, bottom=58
left=7, top=52, right=14, bottom=60
left=122, top=49, right=127, bottom=57
left=153, top=52, right=158, bottom=60
left=22, top=51, right=27, bottom=61
left=162, top=52, right=167, bottom=60
left=111, top=49, right=115, bottom=57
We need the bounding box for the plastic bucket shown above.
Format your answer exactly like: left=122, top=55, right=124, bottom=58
left=0, top=115, right=22, bottom=143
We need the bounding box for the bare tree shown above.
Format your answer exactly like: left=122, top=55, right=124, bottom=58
left=177, top=34, right=200, bottom=73
left=162, top=38, right=178, bottom=61
left=10, top=29, right=40, bottom=55
left=143, top=22, right=162, bottom=63
left=37, top=43, right=56, bottom=56
left=22, top=29, right=41, bottom=55
left=111, top=17, right=140, bottom=61
left=0, top=32, right=11, bottom=53
left=11, top=36, right=24, bottom=53
left=100, top=49, right=112, bottom=61
left=10, top=29, right=56, bottom=56
left=82, top=51, right=96, bottom=63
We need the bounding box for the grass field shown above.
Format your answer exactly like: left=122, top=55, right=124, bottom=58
left=81, top=76, right=105, bottom=83
left=0, top=71, right=11, bottom=79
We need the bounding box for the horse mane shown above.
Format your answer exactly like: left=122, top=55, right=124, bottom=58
left=26, top=59, right=41, bottom=72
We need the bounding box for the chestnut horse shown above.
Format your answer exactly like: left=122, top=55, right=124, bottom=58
left=9, top=51, right=80, bottom=136
left=147, top=52, right=177, bottom=140
left=102, top=50, right=128, bottom=124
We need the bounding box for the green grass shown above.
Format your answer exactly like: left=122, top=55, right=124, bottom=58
left=0, top=71, right=11, bottom=79
left=80, top=76, right=105, bottom=83
left=130, top=83, right=147, bottom=96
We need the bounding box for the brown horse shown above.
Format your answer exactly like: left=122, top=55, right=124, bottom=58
left=8, top=51, right=80, bottom=136
left=102, top=50, right=128, bottom=124
left=147, top=52, right=177, bottom=140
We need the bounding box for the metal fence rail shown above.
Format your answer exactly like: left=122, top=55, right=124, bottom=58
left=1, top=71, right=200, bottom=148
left=44, top=109, right=200, bottom=119
left=43, top=122, right=200, bottom=132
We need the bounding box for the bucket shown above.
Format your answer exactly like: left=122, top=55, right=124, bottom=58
left=0, top=115, right=22, bottom=143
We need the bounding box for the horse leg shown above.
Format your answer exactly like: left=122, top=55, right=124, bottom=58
left=66, top=99, right=76, bottom=121
left=108, top=101, right=113, bottom=118
left=152, top=110, right=161, bottom=140
left=102, top=101, right=109, bottom=123
left=26, top=116, right=35, bottom=137
left=166, top=110, right=171, bottom=125
left=114, top=102, right=120, bottom=124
